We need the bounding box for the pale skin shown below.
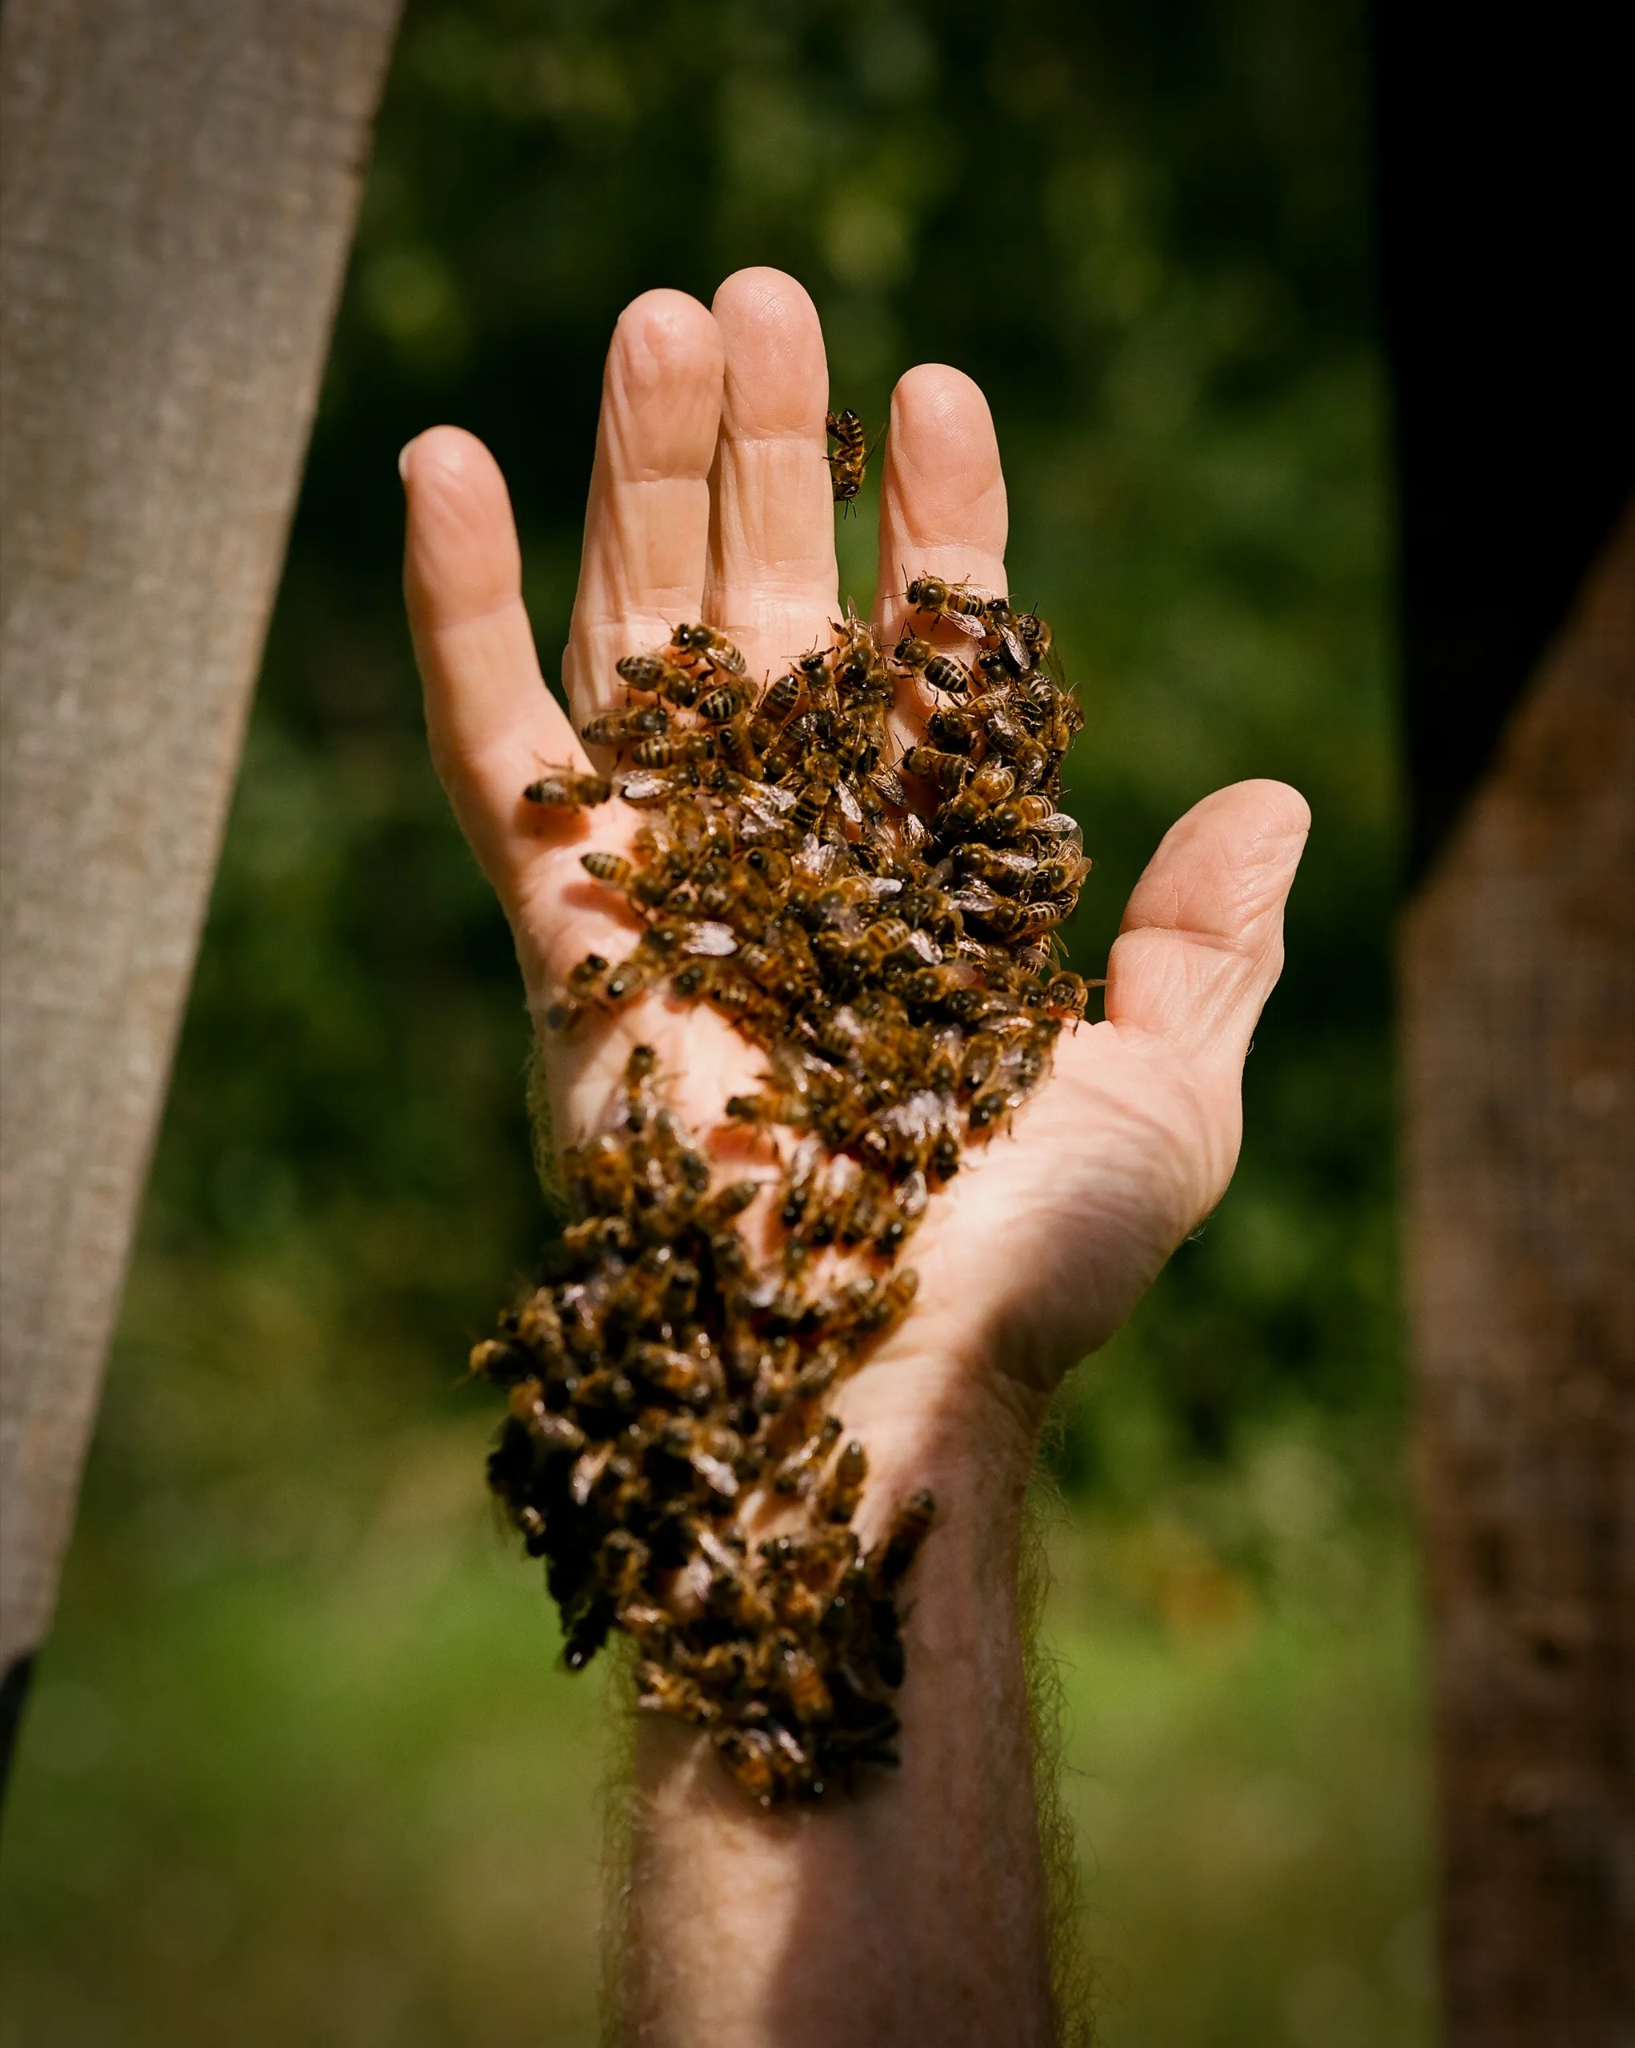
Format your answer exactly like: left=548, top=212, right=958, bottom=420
left=401, top=266, right=1309, bottom=2046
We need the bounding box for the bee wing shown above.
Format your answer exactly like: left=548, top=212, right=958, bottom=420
left=940, top=608, right=988, bottom=640
left=617, top=771, right=673, bottom=806
left=794, top=835, right=841, bottom=881
left=684, top=920, right=739, bottom=956
left=1037, top=811, right=1083, bottom=843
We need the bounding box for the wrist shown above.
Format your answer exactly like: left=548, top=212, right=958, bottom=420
left=829, top=1347, right=1047, bottom=1551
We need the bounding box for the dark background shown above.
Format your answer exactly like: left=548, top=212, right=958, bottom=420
left=1, top=3, right=1433, bottom=2042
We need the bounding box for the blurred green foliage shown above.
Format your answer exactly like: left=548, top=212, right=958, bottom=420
left=1, top=0, right=1424, bottom=2042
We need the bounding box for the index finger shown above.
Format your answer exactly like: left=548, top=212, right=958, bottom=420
left=403, top=425, right=591, bottom=891
left=563, top=290, right=724, bottom=729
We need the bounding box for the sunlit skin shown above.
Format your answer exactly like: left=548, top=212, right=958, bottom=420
left=402, top=266, right=1307, bottom=2048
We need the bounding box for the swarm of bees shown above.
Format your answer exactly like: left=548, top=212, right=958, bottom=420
left=474, top=452, right=1088, bottom=1808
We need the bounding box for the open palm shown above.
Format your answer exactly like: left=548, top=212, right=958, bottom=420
left=402, top=267, right=1308, bottom=1490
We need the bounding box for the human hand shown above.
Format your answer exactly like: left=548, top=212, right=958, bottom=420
left=401, top=265, right=1308, bottom=1510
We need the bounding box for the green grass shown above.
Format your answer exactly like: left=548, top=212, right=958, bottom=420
left=2, top=1430, right=1432, bottom=2047
left=1049, top=1521, right=1435, bottom=2045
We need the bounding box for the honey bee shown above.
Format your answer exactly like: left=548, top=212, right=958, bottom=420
left=561, top=1595, right=616, bottom=1672
left=698, top=680, right=754, bottom=723
left=758, top=670, right=804, bottom=727
left=616, top=652, right=702, bottom=706
left=1017, top=893, right=1076, bottom=937
left=578, top=849, right=673, bottom=911
left=852, top=916, right=914, bottom=970
left=967, top=1075, right=1029, bottom=1130
left=903, top=745, right=972, bottom=791
left=732, top=940, right=809, bottom=1003
left=597, top=1528, right=650, bottom=1602
left=631, top=731, right=715, bottom=770
left=824, top=408, right=871, bottom=510
left=773, top=1413, right=843, bottom=1496
left=725, top=1086, right=810, bottom=1130
left=927, top=706, right=983, bottom=754
left=892, top=965, right=964, bottom=1009
left=1031, top=847, right=1090, bottom=897
left=617, top=770, right=687, bottom=808
left=543, top=949, right=612, bottom=1028
left=708, top=1562, right=775, bottom=1632
left=636, top=1662, right=719, bottom=1726
left=524, top=766, right=612, bottom=808
left=580, top=705, right=670, bottom=748
left=770, top=1633, right=834, bottom=1722
left=850, top=1266, right=919, bottom=1335
left=743, top=843, right=793, bottom=891
left=565, top=1133, right=633, bottom=1216
left=904, top=575, right=992, bottom=638
left=893, top=631, right=973, bottom=696
left=1045, top=972, right=1090, bottom=1018
left=791, top=752, right=840, bottom=831
left=686, top=1639, right=752, bottom=1696
left=872, top=1488, right=936, bottom=1588
left=964, top=892, right=1026, bottom=939
left=1007, top=739, right=1051, bottom=791
left=793, top=1343, right=847, bottom=1400
left=515, top=1285, right=568, bottom=1357
left=957, top=844, right=1036, bottom=894
left=715, top=714, right=762, bottom=779
left=602, top=949, right=656, bottom=1004
left=968, top=761, right=1017, bottom=805
left=979, top=596, right=1030, bottom=671
left=468, top=1335, right=532, bottom=1385
left=808, top=1005, right=866, bottom=1066
left=669, top=623, right=747, bottom=675
left=818, top=1439, right=867, bottom=1524
left=836, top=709, right=885, bottom=778
left=867, top=765, right=909, bottom=812
left=800, top=1156, right=865, bottom=1249
left=1015, top=611, right=1054, bottom=669
left=714, top=1726, right=778, bottom=1805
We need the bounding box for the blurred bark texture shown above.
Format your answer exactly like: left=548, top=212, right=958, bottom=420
left=1402, top=504, right=1635, bottom=2045
left=0, top=1, right=401, bottom=1699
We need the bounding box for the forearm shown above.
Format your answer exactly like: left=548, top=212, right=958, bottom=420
left=618, top=1374, right=1056, bottom=2048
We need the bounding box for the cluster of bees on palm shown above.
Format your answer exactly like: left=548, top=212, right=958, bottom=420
left=470, top=413, right=1088, bottom=1807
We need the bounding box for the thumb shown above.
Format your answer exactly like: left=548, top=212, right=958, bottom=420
left=1105, top=779, right=1310, bottom=1065
left=402, top=425, right=590, bottom=899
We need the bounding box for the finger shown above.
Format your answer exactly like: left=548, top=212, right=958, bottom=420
left=876, top=360, right=1008, bottom=634
left=703, top=267, right=838, bottom=679
left=563, top=289, right=724, bottom=727
left=403, top=426, right=588, bottom=888
left=1106, top=780, right=1311, bottom=1063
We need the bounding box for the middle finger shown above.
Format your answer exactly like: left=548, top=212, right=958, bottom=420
left=703, top=267, right=840, bottom=680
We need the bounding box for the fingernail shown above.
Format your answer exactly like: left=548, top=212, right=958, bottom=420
left=397, top=438, right=415, bottom=483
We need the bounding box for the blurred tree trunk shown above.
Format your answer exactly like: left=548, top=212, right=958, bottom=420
left=1401, top=505, right=1635, bottom=2044
left=0, top=0, right=401, bottom=1766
